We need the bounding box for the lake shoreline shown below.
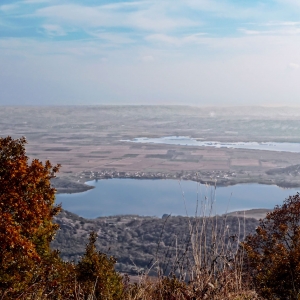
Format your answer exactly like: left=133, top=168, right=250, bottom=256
left=126, top=136, right=300, bottom=153
left=54, top=170, right=300, bottom=195
left=56, top=178, right=296, bottom=219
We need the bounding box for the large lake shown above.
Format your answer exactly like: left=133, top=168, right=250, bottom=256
left=123, top=136, right=300, bottom=153
left=55, top=179, right=299, bottom=218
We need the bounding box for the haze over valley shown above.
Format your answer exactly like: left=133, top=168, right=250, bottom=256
left=2, top=105, right=300, bottom=197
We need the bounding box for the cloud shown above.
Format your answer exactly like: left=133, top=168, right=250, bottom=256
left=2, top=32, right=300, bottom=106
left=0, top=4, right=19, bottom=12
left=288, top=63, right=300, bottom=70
left=139, top=55, right=154, bottom=62
left=36, top=5, right=115, bottom=27
left=23, top=0, right=51, bottom=3
left=146, top=34, right=180, bottom=46
left=264, top=21, right=300, bottom=26
left=2, top=0, right=300, bottom=106
left=35, top=3, right=197, bottom=33
left=277, top=0, right=300, bottom=8
left=89, top=31, right=135, bottom=44
left=98, top=1, right=150, bottom=10
left=41, top=24, right=66, bottom=36
left=0, top=38, right=104, bottom=58
left=239, top=25, right=300, bottom=36
left=145, top=32, right=207, bottom=47
left=185, top=0, right=266, bottom=19
left=239, top=29, right=261, bottom=35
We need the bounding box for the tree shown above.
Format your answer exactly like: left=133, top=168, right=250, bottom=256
left=0, top=136, right=125, bottom=299
left=242, top=193, right=300, bottom=300
left=0, top=136, right=61, bottom=291
left=76, top=232, right=124, bottom=300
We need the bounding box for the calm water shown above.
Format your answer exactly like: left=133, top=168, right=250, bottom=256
left=122, top=136, right=300, bottom=153
left=55, top=179, right=299, bottom=218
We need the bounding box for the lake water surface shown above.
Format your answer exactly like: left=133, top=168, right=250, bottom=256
left=123, top=136, right=300, bottom=153
left=55, top=179, right=299, bottom=218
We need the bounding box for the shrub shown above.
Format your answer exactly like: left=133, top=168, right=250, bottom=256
left=76, top=231, right=124, bottom=300
left=242, top=193, right=300, bottom=299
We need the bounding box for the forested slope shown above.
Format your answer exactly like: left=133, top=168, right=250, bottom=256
left=52, top=210, right=258, bottom=275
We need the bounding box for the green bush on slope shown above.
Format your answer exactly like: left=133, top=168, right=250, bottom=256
left=76, top=231, right=124, bottom=300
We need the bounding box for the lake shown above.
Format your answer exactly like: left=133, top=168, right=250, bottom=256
left=55, top=179, right=299, bottom=218
left=122, top=136, right=300, bottom=153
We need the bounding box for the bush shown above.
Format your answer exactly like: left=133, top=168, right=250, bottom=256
left=242, top=193, right=300, bottom=299
left=76, top=232, right=124, bottom=300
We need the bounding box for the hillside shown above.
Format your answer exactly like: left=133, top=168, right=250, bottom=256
left=51, top=210, right=259, bottom=275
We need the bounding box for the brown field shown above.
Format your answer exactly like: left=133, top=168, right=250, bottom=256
left=1, top=105, right=300, bottom=192
left=231, top=159, right=260, bottom=166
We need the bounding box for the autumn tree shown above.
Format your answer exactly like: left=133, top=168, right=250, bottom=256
left=0, top=137, right=126, bottom=299
left=0, top=136, right=61, bottom=292
left=242, top=193, right=300, bottom=300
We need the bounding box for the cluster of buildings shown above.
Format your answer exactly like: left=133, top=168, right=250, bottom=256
left=77, top=169, right=238, bottom=186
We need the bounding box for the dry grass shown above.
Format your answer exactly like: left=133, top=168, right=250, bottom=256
left=0, top=182, right=261, bottom=300
left=121, top=182, right=261, bottom=300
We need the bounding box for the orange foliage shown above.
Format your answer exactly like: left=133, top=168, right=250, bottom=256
left=242, top=193, right=300, bottom=299
left=0, top=136, right=61, bottom=290
left=0, top=136, right=125, bottom=299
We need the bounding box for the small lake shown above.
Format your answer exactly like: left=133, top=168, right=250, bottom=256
left=122, top=136, right=300, bottom=153
left=55, top=179, right=299, bottom=218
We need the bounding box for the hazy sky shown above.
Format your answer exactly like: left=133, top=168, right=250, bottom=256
left=1, top=0, right=300, bottom=106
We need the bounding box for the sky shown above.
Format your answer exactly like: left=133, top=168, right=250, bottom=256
left=1, top=0, right=300, bottom=106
